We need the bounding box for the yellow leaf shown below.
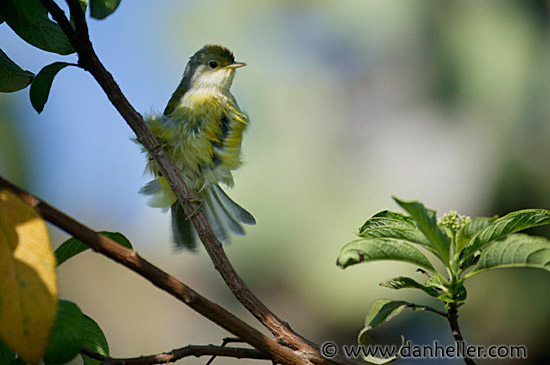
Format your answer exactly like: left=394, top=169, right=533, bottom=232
left=0, top=189, right=58, bottom=364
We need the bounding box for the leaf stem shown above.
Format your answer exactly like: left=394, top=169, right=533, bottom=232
left=418, top=305, right=448, bottom=319
left=446, top=303, right=476, bottom=365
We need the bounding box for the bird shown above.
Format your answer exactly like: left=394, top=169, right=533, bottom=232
left=137, top=44, right=255, bottom=249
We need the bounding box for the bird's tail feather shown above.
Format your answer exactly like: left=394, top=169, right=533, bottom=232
left=171, top=203, right=196, bottom=250
left=170, top=184, right=255, bottom=249
left=202, top=185, right=255, bottom=241
left=212, top=184, right=256, bottom=225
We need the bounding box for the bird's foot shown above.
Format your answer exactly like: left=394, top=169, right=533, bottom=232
left=185, top=201, right=203, bottom=220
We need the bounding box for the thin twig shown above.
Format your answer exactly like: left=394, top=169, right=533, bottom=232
left=0, top=176, right=308, bottom=365
left=205, top=337, right=248, bottom=365
left=447, top=303, right=476, bottom=365
left=80, top=344, right=270, bottom=364
left=38, top=0, right=328, bottom=362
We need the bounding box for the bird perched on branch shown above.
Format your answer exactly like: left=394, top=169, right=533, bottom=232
left=138, top=44, right=255, bottom=249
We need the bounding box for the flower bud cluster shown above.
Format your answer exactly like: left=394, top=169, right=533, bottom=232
left=438, top=210, right=471, bottom=232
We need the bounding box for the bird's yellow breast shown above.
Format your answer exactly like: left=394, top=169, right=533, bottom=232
left=144, top=88, right=249, bottom=193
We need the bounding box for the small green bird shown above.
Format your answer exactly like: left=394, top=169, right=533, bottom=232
left=138, top=44, right=255, bottom=249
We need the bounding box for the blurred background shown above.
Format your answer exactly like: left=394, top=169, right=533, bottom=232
left=1, top=0, right=549, bottom=364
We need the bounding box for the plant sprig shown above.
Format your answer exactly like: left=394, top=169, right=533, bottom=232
left=338, top=197, right=550, bottom=364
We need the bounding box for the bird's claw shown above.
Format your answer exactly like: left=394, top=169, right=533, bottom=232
left=185, top=201, right=203, bottom=220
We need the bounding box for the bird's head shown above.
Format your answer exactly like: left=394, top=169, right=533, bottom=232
left=183, top=44, right=245, bottom=91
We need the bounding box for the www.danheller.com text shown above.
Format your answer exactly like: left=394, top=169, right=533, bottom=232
left=320, top=340, right=528, bottom=360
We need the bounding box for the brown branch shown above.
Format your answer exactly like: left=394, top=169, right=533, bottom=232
left=80, top=344, right=270, bottom=364
left=0, top=176, right=308, bottom=365
left=37, top=0, right=329, bottom=362
left=205, top=337, right=248, bottom=365
left=447, top=303, right=476, bottom=365
left=66, top=0, right=89, bottom=41
left=38, top=0, right=76, bottom=42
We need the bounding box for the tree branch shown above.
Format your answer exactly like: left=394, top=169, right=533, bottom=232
left=38, top=0, right=76, bottom=42
left=0, top=176, right=308, bottom=365
left=205, top=337, right=248, bottom=365
left=65, top=0, right=89, bottom=41
left=37, top=0, right=327, bottom=361
left=80, top=344, right=270, bottom=364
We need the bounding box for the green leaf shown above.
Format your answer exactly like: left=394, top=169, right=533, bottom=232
left=362, top=299, right=438, bottom=330
left=461, top=209, right=550, bottom=262
left=0, top=49, right=34, bottom=92
left=356, top=336, right=404, bottom=364
left=90, top=0, right=121, bottom=19
left=459, top=251, right=481, bottom=270
left=0, top=340, right=16, bottom=364
left=363, top=299, right=410, bottom=332
left=56, top=231, right=132, bottom=266
left=3, top=0, right=40, bottom=22
left=44, top=300, right=84, bottom=364
left=358, top=222, right=439, bottom=259
left=0, top=0, right=74, bottom=55
left=469, top=234, right=550, bottom=277
left=358, top=299, right=407, bottom=364
left=456, top=216, right=496, bottom=255
left=424, top=274, right=445, bottom=291
left=357, top=210, right=440, bottom=257
left=359, top=210, right=415, bottom=233
left=380, top=276, right=440, bottom=297
left=30, top=62, right=73, bottom=113
left=337, top=238, right=436, bottom=273
left=357, top=299, right=436, bottom=364
left=81, top=315, right=109, bottom=365
left=394, top=198, right=451, bottom=263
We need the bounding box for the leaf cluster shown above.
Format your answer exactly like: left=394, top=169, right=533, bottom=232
left=0, top=0, right=121, bottom=110
left=0, top=2, right=137, bottom=362
left=337, top=197, right=550, bottom=363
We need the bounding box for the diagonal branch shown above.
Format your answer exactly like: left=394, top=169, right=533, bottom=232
left=39, top=0, right=76, bottom=42
left=0, top=176, right=307, bottom=365
left=37, top=0, right=327, bottom=361
left=80, top=344, right=270, bottom=364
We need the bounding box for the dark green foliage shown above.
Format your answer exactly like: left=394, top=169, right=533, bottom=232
left=30, top=62, right=73, bottom=113
left=90, top=0, right=121, bottom=19
left=44, top=301, right=84, bottom=364
left=55, top=231, right=133, bottom=266
left=0, top=0, right=74, bottom=55
left=0, top=49, right=34, bottom=92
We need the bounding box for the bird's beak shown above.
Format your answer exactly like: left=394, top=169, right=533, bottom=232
left=226, top=62, right=246, bottom=69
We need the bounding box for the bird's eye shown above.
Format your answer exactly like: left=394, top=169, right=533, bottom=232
left=208, top=61, right=218, bottom=69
